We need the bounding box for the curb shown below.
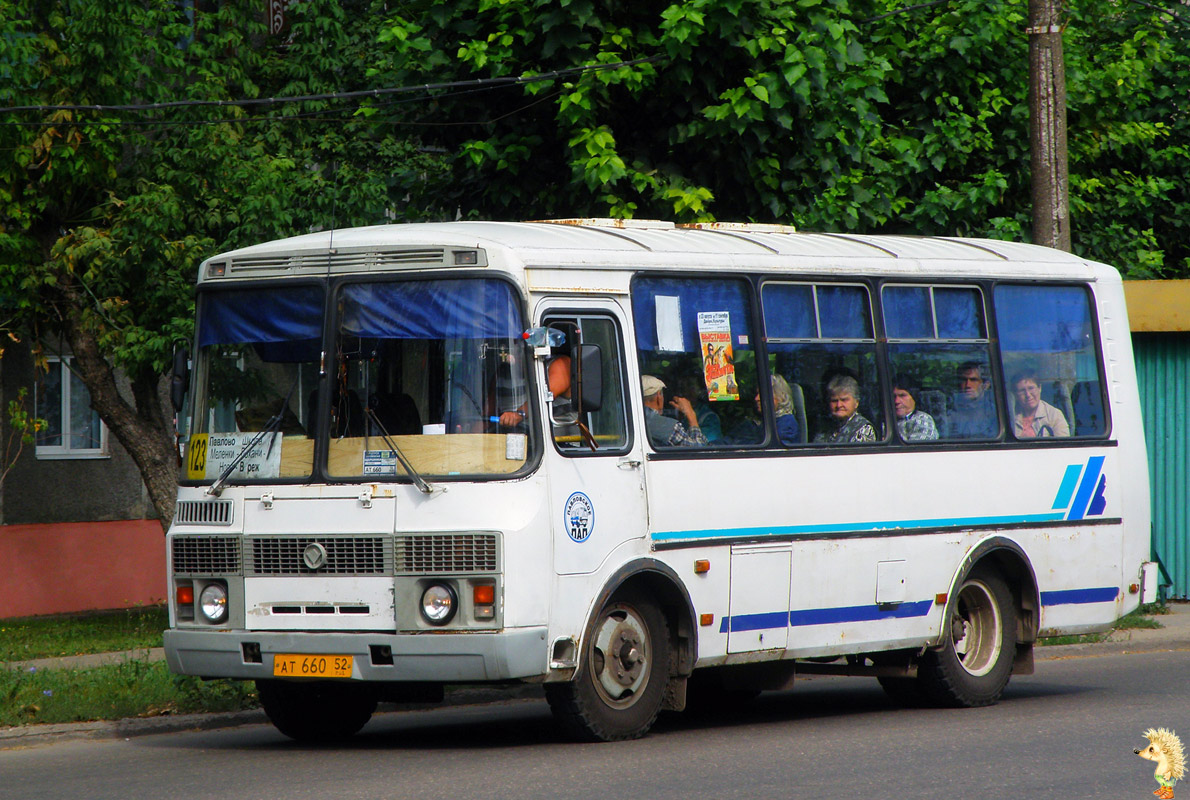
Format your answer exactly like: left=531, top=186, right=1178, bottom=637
left=0, top=685, right=544, bottom=748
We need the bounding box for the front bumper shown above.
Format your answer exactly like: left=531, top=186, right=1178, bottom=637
left=164, top=626, right=549, bottom=682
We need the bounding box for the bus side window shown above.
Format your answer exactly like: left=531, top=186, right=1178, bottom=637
left=883, top=285, right=997, bottom=442
left=994, top=284, right=1108, bottom=438
left=763, top=282, right=881, bottom=445
left=544, top=315, right=630, bottom=453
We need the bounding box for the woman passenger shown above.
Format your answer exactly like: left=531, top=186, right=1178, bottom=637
left=892, top=375, right=938, bottom=442
left=814, top=374, right=876, bottom=444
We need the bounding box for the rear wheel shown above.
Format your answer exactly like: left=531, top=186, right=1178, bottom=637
left=256, top=679, right=377, bottom=742
left=917, top=568, right=1016, bottom=707
left=545, top=590, right=671, bottom=742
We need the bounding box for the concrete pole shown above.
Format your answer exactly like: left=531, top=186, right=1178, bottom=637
left=1028, top=0, right=1071, bottom=251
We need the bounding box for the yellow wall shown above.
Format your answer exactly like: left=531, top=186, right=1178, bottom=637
left=1123, top=280, right=1190, bottom=332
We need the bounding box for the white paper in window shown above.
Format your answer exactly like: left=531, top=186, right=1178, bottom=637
left=655, top=295, right=684, bottom=352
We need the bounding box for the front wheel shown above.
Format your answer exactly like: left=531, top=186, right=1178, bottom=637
left=917, top=568, right=1016, bottom=707
left=256, top=679, right=377, bottom=742
left=545, top=591, right=671, bottom=742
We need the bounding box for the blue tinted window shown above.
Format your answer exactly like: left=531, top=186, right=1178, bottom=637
left=761, top=283, right=816, bottom=339
left=994, top=284, right=1106, bottom=438
left=883, top=287, right=933, bottom=339
left=818, top=286, right=872, bottom=339
left=935, top=288, right=984, bottom=339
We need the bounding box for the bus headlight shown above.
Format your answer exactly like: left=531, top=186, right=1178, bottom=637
left=199, top=582, right=229, bottom=624
left=420, top=583, right=457, bottom=625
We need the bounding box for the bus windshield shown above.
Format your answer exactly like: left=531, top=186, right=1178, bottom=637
left=182, top=277, right=532, bottom=485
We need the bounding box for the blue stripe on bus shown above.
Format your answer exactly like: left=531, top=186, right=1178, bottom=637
left=716, top=589, right=1115, bottom=635
left=1066, top=456, right=1105, bottom=521
left=1039, top=587, right=1117, bottom=605
left=652, top=512, right=1068, bottom=542
left=1052, top=463, right=1083, bottom=510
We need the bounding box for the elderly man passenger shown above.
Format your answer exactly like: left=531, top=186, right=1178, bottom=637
left=642, top=375, right=707, bottom=447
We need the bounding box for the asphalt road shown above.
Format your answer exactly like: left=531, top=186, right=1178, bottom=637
left=3, top=645, right=1188, bottom=800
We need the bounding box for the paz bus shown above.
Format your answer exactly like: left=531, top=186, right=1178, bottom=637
left=164, top=219, right=1154, bottom=742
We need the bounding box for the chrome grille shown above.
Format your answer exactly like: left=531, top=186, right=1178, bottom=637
left=248, top=536, right=390, bottom=576
left=174, top=500, right=233, bottom=526
left=395, top=533, right=500, bottom=574
left=172, top=536, right=242, bottom=574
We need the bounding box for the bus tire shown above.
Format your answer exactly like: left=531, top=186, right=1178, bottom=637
left=256, top=679, right=377, bottom=742
left=545, top=590, right=671, bottom=742
left=918, top=568, right=1015, bottom=708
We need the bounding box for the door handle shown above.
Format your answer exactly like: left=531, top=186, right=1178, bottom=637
left=617, top=457, right=641, bottom=470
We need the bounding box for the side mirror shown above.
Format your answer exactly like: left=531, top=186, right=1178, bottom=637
left=170, top=347, right=190, bottom=412
left=572, top=343, right=603, bottom=413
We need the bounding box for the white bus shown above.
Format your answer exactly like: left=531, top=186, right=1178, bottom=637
left=164, top=219, right=1154, bottom=742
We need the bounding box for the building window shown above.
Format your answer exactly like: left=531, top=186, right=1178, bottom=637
left=34, top=357, right=107, bottom=458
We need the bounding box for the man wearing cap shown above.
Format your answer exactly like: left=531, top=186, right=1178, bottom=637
left=642, top=375, right=707, bottom=447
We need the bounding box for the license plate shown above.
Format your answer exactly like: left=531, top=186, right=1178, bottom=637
left=272, top=654, right=353, bottom=678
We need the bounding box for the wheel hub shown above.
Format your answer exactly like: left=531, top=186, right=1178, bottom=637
left=591, top=608, right=650, bottom=704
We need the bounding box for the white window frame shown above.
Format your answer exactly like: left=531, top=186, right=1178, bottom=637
left=34, top=356, right=109, bottom=460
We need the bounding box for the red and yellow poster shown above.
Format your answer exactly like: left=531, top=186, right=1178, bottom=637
left=697, top=311, right=739, bottom=401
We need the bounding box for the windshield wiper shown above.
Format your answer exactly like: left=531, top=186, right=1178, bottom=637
left=206, top=377, right=298, bottom=497
left=363, top=405, right=434, bottom=495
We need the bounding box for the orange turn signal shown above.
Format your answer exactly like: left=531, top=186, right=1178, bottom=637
left=474, top=584, right=496, bottom=605
left=935, top=593, right=948, bottom=606
left=694, top=560, right=711, bottom=574
left=700, top=613, right=714, bottom=627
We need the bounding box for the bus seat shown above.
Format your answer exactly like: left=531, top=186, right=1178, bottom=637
left=790, top=382, right=808, bottom=443
left=1048, top=381, right=1075, bottom=436
left=1070, top=381, right=1105, bottom=436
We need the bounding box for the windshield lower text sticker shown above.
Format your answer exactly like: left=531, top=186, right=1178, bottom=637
left=363, top=449, right=398, bottom=476
left=564, top=492, right=594, bottom=543
left=194, top=432, right=282, bottom=480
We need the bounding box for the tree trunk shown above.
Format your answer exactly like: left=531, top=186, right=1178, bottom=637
left=1028, top=0, right=1070, bottom=251
left=61, top=309, right=178, bottom=533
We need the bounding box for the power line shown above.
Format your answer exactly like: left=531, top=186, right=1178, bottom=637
left=0, top=56, right=663, bottom=115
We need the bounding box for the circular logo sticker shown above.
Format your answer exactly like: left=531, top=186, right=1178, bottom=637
left=564, top=492, right=595, bottom=543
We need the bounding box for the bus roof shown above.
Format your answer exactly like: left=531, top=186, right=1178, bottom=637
left=197, top=220, right=1113, bottom=284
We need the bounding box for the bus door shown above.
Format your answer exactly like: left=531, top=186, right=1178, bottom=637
left=537, top=303, right=646, bottom=575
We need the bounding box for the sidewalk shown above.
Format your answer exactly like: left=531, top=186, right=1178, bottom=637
left=4, top=604, right=1189, bottom=747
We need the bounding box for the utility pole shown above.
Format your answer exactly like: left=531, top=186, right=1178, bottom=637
left=1028, top=0, right=1070, bottom=251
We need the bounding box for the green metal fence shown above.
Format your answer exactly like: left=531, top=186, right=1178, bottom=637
left=1133, top=332, right=1190, bottom=599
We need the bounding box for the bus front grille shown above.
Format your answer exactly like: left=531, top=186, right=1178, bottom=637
left=395, top=533, right=500, bottom=574
left=247, top=536, right=390, bottom=576
left=172, top=536, right=242, bottom=575
left=174, top=500, right=234, bottom=526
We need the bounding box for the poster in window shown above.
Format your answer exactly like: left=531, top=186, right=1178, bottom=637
left=697, top=311, right=739, bottom=401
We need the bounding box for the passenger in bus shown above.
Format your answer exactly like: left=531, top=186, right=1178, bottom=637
left=814, top=374, right=876, bottom=444
left=1010, top=370, right=1070, bottom=438
left=497, top=354, right=570, bottom=426
left=892, top=376, right=938, bottom=442
left=754, top=374, right=801, bottom=445
left=676, top=375, right=722, bottom=443
left=642, top=374, right=707, bottom=447
left=946, top=361, right=997, bottom=438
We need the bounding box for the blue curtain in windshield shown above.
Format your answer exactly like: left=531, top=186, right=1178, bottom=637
left=198, top=286, right=323, bottom=348
left=340, top=279, right=520, bottom=339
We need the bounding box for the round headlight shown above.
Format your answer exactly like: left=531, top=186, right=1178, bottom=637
left=199, top=583, right=229, bottom=623
left=420, top=583, right=457, bottom=625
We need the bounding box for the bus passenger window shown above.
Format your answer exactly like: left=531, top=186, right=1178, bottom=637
left=994, top=284, right=1107, bottom=438
left=762, top=282, right=881, bottom=445
left=882, top=285, right=998, bottom=442
left=631, top=276, right=761, bottom=449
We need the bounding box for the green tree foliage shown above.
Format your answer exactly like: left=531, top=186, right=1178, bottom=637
left=0, top=0, right=446, bottom=526
left=367, top=0, right=1189, bottom=277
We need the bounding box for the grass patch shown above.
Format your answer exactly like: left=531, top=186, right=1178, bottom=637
left=1038, top=603, right=1167, bottom=646
left=0, top=606, right=168, bottom=663
left=0, top=659, right=257, bottom=727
